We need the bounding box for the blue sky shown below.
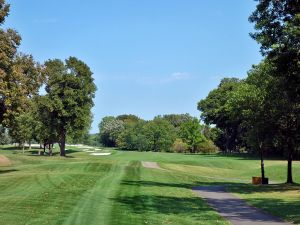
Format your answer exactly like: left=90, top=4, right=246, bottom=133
left=6, top=0, right=262, bottom=133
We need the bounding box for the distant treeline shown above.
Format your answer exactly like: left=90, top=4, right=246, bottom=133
left=97, top=114, right=219, bottom=154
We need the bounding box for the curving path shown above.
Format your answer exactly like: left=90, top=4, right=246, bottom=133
left=192, top=186, right=293, bottom=225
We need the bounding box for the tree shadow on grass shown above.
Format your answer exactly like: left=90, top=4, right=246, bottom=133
left=184, top=152, right=298, bottom=161
left=231, top=196, right=300, bottom=224
left=0, top=146, right=22, bottom=151
left=111, top=194, right=216, bottom=220
left=118, top=180, right=300, bottom=223
left=0, top=169, right=18, bottom=174
left=27, top=149, right=78, bottom=158
left=122, top=180, right=248, bottom=189
left=121, top=180, right=299, bottom=194
left=228, top=183, right=300, bottom=194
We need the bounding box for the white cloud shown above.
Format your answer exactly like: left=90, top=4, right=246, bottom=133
left=170, top=72, right=191, bottom=81
left=138, top=72, right=191, bottom=85
left=100, top=72, right=192, bottom=85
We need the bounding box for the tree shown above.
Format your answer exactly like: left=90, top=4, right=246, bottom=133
left=0, top=1, right=43, bottom=128
left=81, top=133, right=99, bottom=146
left=0, top=0, right=20, bottom=124
left=99, top=116, right=125, bottom=147
left=11, top=110, right=35, bottom=153
left=43, top=57, right=96, bottom=156
left=198, top=78, right=243, bottom=152
left=0, top=125, right=10, bottom=145
left=116, top=118, right=176, bottom=152
left=116, top=114, right=140, bottom=125
left=225, top=62, right=277, bottom=180
left=144, top=118, right=176, bottom=152
left=159, top=114, right=194, bottom=128
left=33, top=95, right=58, bottom=155
left=250, top=0, right=300, bottom=183
left=116, top=120, right=146, bottom=150
left=179, top=118, right=206, bottom=153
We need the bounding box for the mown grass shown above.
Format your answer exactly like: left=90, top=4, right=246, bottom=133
left=0, top=145, right=299, bottom=224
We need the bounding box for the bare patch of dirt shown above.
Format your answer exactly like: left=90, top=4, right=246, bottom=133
left=141, top=161, right=166, bottom=170
left=0, top=155, right=11, bottom=166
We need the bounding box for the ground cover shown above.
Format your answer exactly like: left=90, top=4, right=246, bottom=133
left=0, top=146, right=299, bottom=224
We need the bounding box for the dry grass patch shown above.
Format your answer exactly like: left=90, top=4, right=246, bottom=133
left=0, top=155, right=12, bottom=166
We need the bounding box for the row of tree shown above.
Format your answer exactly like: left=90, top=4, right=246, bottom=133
left=198, top=0, right=300, bottom=184
left=98, top=114, right=219, bottom=153
left=0, top=1, right=96, bottom=156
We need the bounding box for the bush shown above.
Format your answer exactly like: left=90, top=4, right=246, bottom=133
left=172, top=139, right=188, bottom=153
left=195, top=140, right=219, bottom=154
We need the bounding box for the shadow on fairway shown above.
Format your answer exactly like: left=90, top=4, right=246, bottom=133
left=224, top=195, right=300, bottom=224
left=228, top=183, right=300, bottom=194
left=27, top=149, right=79, bottom=157
left=111, top=194, right=214, bottom=219
left=0, top=146, right=22, bottom=151
left=122, top=180, right=299, bottom=194
left=118, top=181, right=300, bottom=223
left=184, top=152, right=300, bottom=162
left=0, top=169, right=18, bottom=174
left=121, top=180, right=245, bottom=189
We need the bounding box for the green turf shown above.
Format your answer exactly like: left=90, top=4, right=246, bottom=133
left=0, top=146, right=299, bottom=225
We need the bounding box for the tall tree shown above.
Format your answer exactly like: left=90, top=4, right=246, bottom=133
left=99, top=116, right=125, bottom=147
left=11, top=109, right=35, bottom=153
left=3, top=54, right=42, bottom=128
left=33, top=95, right=58, bottom=155
left=250, top=0, right=300, bottom=183
left=144, top=118, right=176, bottom=152
left=43, top=57, right=96, bottom=156
left=198, top=78, right=243, bottom=152
left=0, top=1, right=43, bottom=128
left=179, top=118, right=206, bottom=153
left=225, top=61, right=278, bottom=181
left=0, top=1, right=20, bottom=122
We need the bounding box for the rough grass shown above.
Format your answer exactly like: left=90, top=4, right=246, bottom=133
left=0, top=146, right=299, bottom=224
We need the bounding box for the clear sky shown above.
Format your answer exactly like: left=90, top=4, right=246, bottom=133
left=6, top=0, right=262, bottom=133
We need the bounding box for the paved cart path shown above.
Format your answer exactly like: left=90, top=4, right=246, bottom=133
left=192, top=186, right=293, bottom=225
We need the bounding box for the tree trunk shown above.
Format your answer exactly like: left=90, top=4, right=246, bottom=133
left=29, top=141, right=31, bottom=150
left=225, top=129, right=230, bottom=153
left=60, top=129, right=66, bottom=156
left=286, top=138, right=294, bottom=184
left=48, top=143, right=53, bottom=156
left=191, top=145, right=195, bottom=154
left=260, top=142, right=265, bottom=179
left=22, top=142, right=25, bottom=154
left=287, top=152, right=293, bottom=184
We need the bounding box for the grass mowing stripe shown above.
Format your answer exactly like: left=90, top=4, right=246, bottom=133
left=108, top=161, right=145, bottom=225
left=62, top=161, right=129, bottom=225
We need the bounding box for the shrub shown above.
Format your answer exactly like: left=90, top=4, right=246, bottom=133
left=195, top=140, right=219, bottom=154
left=172, top=139, right=188, bottom=153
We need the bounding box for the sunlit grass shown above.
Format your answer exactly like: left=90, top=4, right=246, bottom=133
left=0, top=145, right=299, bottom=224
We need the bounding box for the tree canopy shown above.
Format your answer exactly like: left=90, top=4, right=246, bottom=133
left=42, top=57, right=96, bottom=156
